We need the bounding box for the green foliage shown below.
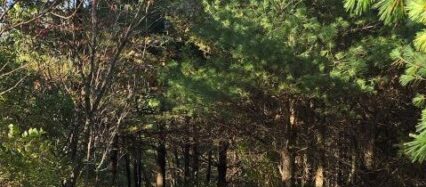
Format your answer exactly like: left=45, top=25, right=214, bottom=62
left=344, top=0, right=375, bottom=15
left=331, top=36, right=403, bottom=92
left=413, top=94, right=426, bottom=107
left=0, top=124, right=66, bottom=186
left=2, top=0, right=426, bottom=185
left=414, top=29, right=426, bottom=52
left=374, top=0, right=405, bottom=24
left=345, top=0, right=405, bottom=24
left=405, top=109, right=426, bottom=162
left=344, top=0, right=426, bottom=163
left=406, top=0, right=426, bottom=23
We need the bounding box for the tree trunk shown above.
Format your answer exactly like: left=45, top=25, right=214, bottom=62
left=156, top=142, right=166, bottom=187
left=206, top=150, right=212, bottom=186
left=111, top=137, right=118, bottom=186
left=279, top=99, right=297, bottom=187
left=314, top=110, right=325, bottom=187
left=183, top=144, right=191, bottom=186
left=192, top=123, right=199, bottom=185
left=301, top=153, right=309, bottom=187
left=156, top=123, right=167, bottom=187
left=125, top=154, right=132, bottom=187
left=192, top=144, right=199, bottom=186
left=134, top=157, right=141, bottom=187
left=174, top=148, right=181, bottom=185
left=64, top=108, right=84, bottom=187
left=142, top=164, right=151, bottom=187
left=279, top=149, right=293, bottom=187
left=346, top=144, right=357, bottom=185
left=314, top=165, right=324, bottom=187
left=217, top=141, right=228, bottom=187
left=363, top=139, right=374, bottom=170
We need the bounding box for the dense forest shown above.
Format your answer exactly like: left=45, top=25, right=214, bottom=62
left=3, top=0, right=426, bottom=186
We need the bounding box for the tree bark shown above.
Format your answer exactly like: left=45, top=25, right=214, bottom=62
left=111, top=137, right=118, bottom=186
left=217, top=141, right=228, bottom=187
left=346, top=143, right=357, bottom=185
left=174, top=148, right=181, bottom=185
left=279, top=149, right=293, bottom=187
left=134, top=157, right=141, bottom=187
left=142, top=163, right=151, bottom=187
left=125, top=154, right=132, bottom=187
left=314, top=102, right=325, bottom=187
left=183, top=144, right=191, bottom=186
left=192, top=144, right=199, bottom=186
left=206, top=150, right=212, bottom=186
left=192, top=123, right=199, bottom=185
left=156, top=123, right=167, bottom=187
left=156, top=142, right=166, bottom=187
left=279, top=99, right=297, bottom=187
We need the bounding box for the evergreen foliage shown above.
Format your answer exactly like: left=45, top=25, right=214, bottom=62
left=1, top=0, right=426, bottom=186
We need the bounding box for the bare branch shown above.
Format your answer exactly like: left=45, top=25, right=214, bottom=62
left=0, top=63, right=28, bottom=79
left=0, top=75, right=27, bottom=96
